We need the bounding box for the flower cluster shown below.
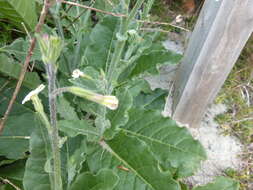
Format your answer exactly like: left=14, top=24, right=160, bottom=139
left=36, top=34, right=64, bottom=64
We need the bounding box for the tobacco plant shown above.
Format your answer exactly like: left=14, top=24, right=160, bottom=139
left=0, top=0, right=240, bottom=190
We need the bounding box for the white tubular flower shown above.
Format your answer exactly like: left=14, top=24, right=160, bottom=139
left=66, top=86, right=119, bottom=110
left=101, top=96, right=119, bottom=110
left=22, top=84, right=45, bottom=104
left=72, top=69, right=84, bottom=79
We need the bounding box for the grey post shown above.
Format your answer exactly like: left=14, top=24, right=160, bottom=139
left=172, top=0, right=253, bottom=127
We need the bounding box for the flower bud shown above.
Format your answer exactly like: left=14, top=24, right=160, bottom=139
left=127, top=29, right=142, bottom=44
left=36, top=34, right=64, bottom=64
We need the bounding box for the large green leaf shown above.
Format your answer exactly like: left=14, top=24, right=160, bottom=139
left=57, top=96, right=79, bottom=121
left=117, top=34, right=158, bottom=83
left=85, top=16, right=118, bottom=70
left=94, top=0, right=120, bottom=18
left=87, top=105, right=205, bottom=188
left=127, top=78, right=151, bottom=98
left=112, top=170, right=152, bottom=190
left=104, top=88, right=133, bottom=139
left=23, top=115, right=51, bottom=190
left=0, top=159, right=26, bottom=181
left=0, top=38, right=42, bottom=63
left=87, top=132, right=180, bottom=190
left=0, top=113, right=35, bottom=159
left=70, top=169, right=119, bottom=190
left=120, top=108, right=206, bottom=178
left=0, top=54, right=41, bottom=89
left=58, top=119, right=99, bottom=141
left=64, top=136, right=87, bottom=187
left=128, top=44, right=181, bottom=78
left=0, top=83, right=34, bottom=117
left=87, top=149, right=152, bottom=190
left=133, top=88, right=167, bottom=110
left=0, top=0, right=37, bottom=30
left=192, top=177, right=239, bottom=190
left=118, top=44, right=181, bottom=82
left=107, top=132, right=180, bottom=190
left=0, top=159, right=25, bottom=190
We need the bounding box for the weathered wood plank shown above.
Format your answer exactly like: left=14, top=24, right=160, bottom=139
left=172, top=0, right=253, bottom=127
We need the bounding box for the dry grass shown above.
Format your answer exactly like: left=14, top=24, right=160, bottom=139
left=215, top=36, right=253, bottom=190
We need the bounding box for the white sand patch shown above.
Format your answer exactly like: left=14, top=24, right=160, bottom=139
left=184, top=104, right=243, bottom=186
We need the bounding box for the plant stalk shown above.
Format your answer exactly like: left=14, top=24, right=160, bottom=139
left=106, top=0, right=145, bottom=93
left=45, top=63, right=62, bottom=190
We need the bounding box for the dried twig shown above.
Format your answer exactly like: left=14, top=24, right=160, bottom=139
left=66, top=8, right=87, bottom=28
left=64, top=0, right=77, bottom=14
left=60, top=0, right=126, bottom=17
left=60, top=0, right=189, bottom=32
left=21, top=22, right=35, bottom=71
left=138, top=20, right=190, bottom=32
left=140, top=27, right=171, bottom=33
left=0, top=0, right=52, bottom=134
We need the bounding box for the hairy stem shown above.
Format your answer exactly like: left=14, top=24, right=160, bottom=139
left=106, top=37, right=126, bottom=93
left=45, top=63, right=62, bottom=190
left=106, top=0, right=145, bottom=93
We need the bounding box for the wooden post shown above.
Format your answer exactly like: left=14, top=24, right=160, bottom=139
left=172, top=0, right=253, bottom=127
